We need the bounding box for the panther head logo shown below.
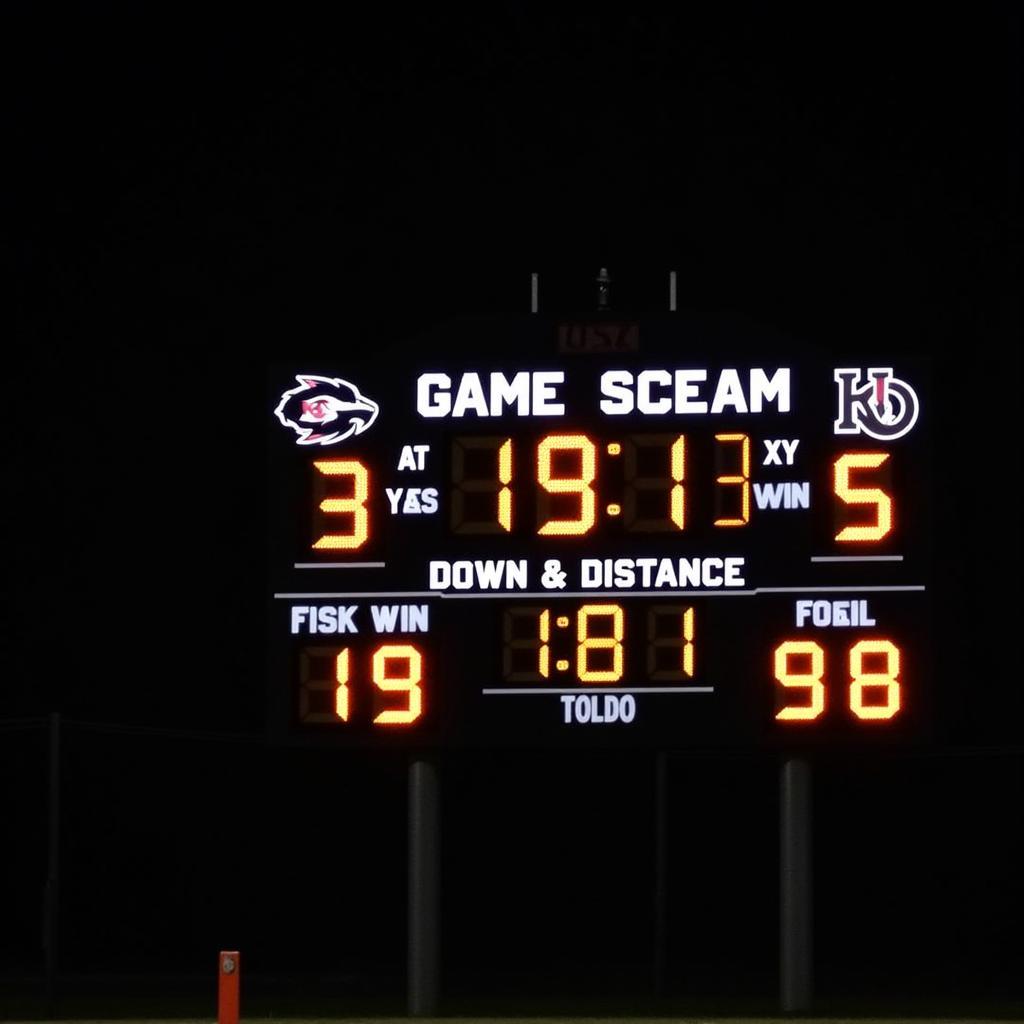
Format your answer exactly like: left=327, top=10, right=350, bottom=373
left=274, top=375, right=379, bottom=446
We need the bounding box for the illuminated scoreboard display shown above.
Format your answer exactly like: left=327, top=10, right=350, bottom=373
left=268, top=316, right=931, bottom=748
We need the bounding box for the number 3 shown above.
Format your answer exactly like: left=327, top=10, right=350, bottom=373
left=313, top=459, right=370, bottom=550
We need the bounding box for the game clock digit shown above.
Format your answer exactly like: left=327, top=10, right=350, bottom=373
left=267, top=315, right=931, bottom=749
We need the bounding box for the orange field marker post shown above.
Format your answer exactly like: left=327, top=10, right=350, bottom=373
left=218, top=951, right=241, bottom=1024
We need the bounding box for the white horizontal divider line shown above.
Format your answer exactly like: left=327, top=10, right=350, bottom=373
left=482, top=686, right=715, bottom=695
left=273, top=591, right=437, bottom=599
left=810, top=555, right=904, bottom=562
left=443, top=589, right=758, bottom=598
left=439, top=585, right=925, bottom=598
left=272, top=584, right=926, bottom=600
left=294, top=562, right=386, bottom=568
left=755, top=585, right=924, bottom=593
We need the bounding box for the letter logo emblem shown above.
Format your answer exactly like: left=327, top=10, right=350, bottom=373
left=834, top=368, right=919, bottom=441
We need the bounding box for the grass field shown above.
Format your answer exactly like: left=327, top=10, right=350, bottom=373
left=4, top=1018, right=1021, bottom=1024
left=9, top=1001, right=1023, bottom=1023
left=3, top=979, right=1020, bottom=1024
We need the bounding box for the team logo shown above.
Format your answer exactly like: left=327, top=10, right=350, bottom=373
left=834, top=367, right=919, bottom=441
left=274, top=375, right=379, bottom=446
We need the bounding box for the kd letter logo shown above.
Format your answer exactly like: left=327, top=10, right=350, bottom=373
left=833, top=367, right=920, bottom=441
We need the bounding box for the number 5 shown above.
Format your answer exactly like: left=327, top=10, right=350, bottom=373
left=833, top=452, right=892, bottom=542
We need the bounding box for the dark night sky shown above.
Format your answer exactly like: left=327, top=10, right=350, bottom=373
left=2, top=6, right=1021, bottom=1014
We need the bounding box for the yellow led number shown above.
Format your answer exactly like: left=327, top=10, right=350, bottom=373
left=774, top=638, right=902, bottom=722
left=312, top=459, right=370, bottom=550
left=451, top=438, right=513, bottom=533
left=714, top=433, right=751, bottom=526
left=670, top=436, right=686, bottom=529
left=849, top=639, right=900, bottom=720
left=576, top=604, right=624, bottom=683
left=297, top=644, right=424, bottom=726
left=372, top=644, right=423, bottom=725
left=620, top=434, right=687, bottom=531
left=774, top=641, right=826, bottom=720
left=833, top=452, right=893, bottom=542
left=537, top=434, right=597, bottom=536
left=298, top=647, right=351, bottom=723
left=646, top=606, right=695, bottom=680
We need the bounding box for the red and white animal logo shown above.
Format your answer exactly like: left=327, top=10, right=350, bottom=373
left=274, top=375, right=379, bottom=446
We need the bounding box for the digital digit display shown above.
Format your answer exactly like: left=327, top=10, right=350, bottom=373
left=268, top=315, right=930, bottom=748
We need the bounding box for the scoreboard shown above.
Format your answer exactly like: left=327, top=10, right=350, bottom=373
left=267, top=315, right=930, bottom=748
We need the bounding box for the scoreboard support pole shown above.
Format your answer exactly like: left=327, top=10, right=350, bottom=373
left=408, top=756, right=440, bottom=1017
left=653, top=751, right=669, bottom=995
left=44, top=711, right=61, bottom=1016
left=779, top=758, right=813, bottom=1012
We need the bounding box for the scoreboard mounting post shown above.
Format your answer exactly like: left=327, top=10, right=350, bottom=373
left=653, top=750, right=669, bottom=994
left=408, top=756, right=440, bottom=1017
left=780, top=758, right=813, bottom=1012
left=44, top=711, right=61, bottom=1016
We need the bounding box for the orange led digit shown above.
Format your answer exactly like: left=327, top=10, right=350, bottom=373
left=451, top=437, right=514, bottom=534
left=538, top=609, right=550, bottom=679
left=670, top=435, right=686, bottom=530
left=298, top=646, right=350, bottom=724
left=576, top=604, right=624, bottom=683
left=621, top=433, right=684, bottom=532
left=502, top=607, right=552, bottom=682
left=312, top=459, right=369, bottom=550
left=834, top=452, right=893, bottom=542
left=498, top=438, right=513, bottom=532
left=849, top=638, right=901, bottom=720
left=774, top=640, right=826, bottom=721
left=647, top=606, right=695, bottom=680
left=537, top=434, right=597, bottom=535
left=372, top=644, right=424, bottom=726
left=334, top=648, right=350, bottom=721
left=682, top=606, right=694, bottom=677
left=714, top=433, right=751, bottom=526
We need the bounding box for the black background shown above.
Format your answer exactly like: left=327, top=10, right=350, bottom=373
left=2, top=6, right=1020, bottom=1016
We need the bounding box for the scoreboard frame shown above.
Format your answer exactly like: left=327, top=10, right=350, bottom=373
left=267, top=312, right=932, bottom=751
